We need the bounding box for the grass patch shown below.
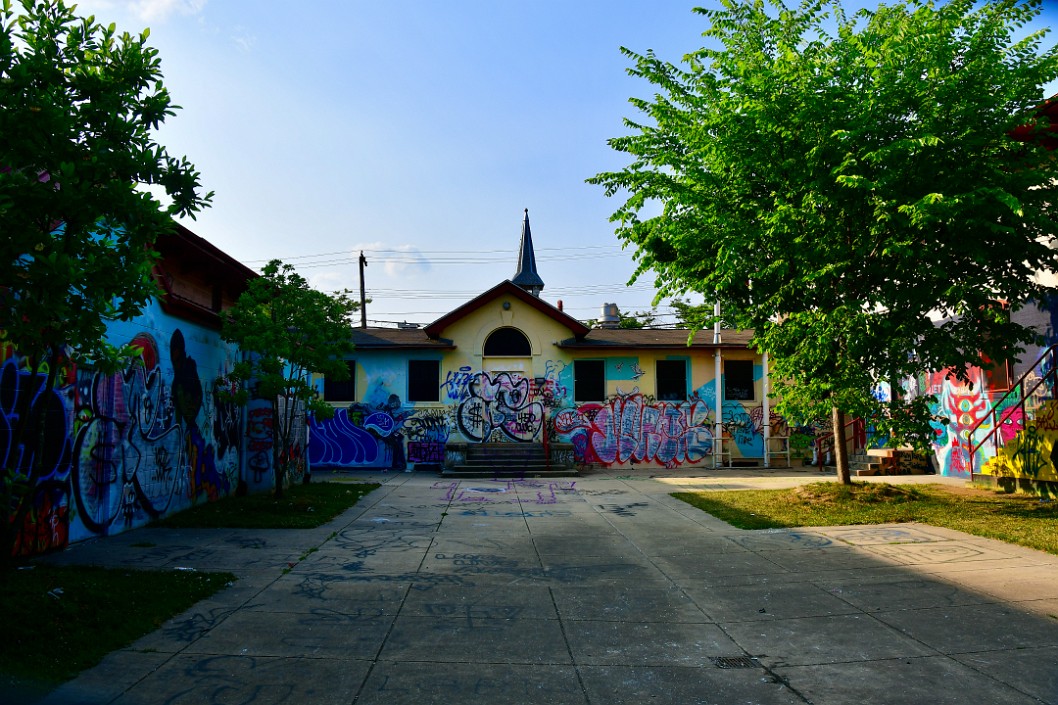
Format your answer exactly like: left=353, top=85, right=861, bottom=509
left=153, top=481, right=380, bottom=529
left=673, top=482, right=1058, bottom=555
left=0, top=566, right=234, bottom=697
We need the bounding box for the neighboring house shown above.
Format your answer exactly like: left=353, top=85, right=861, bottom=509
left=310, top=211, right=800, bottom=474
left=3, top=224, right=266, bottom=557
left=922, top=97, right=1058, bottom=487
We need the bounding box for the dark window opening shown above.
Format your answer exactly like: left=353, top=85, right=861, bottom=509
left=323, top=361, right=356, bottom=402
left=408, top=359, right=440, bottom=402
left=656, top=359, right=687, bottom=401
left=574, top=360, right=605, bottom=402
left=483, top=327, right=531, bottom=356
left=724, top=359, right=754, bottom=401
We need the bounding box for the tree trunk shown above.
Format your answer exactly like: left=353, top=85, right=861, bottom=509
left=832, top=405, right=852, bottom=485
left=272, top=397, right=284, bottom=499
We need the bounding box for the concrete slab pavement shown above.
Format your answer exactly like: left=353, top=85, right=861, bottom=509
left=21, top=467, right=1058, bottom=705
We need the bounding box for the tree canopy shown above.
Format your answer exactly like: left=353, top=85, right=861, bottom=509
left=590, top=0, right=1058, bottom=479
left=1, top=0, right=211, bottom=560
left=221, top=260, right=357, bottom=497
left=1, top=0, right=212, bottom=372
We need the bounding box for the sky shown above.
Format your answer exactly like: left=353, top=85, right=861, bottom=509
left=70, top=0, right=1058, bottom=328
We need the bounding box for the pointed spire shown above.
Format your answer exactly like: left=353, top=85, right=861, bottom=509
left=512, top=208, right=545, bottom=297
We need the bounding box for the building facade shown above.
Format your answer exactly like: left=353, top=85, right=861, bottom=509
left=309, top=213, right=800, bottom=473
left=3, top=225, right=272, bottom=556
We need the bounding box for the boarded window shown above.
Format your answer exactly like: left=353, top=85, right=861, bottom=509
left=656, top=359, right=687, bottom=401
left=724, top=359, right=754, bottom=401
left=574, top=360, right=605, bottom=402
left=483, top=327, right=531, bottom=356
left=408, top=359, right=440, bottom=402
left=323, top=361, right=356, bottom=402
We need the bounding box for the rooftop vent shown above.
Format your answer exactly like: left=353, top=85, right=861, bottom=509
left=598, top=303, right=620, bottom=329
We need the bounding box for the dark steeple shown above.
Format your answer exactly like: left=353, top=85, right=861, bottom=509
left=512, top=208, right=545, bottom=297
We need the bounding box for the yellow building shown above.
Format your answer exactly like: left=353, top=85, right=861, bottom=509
left=310, top=212, right=791, bottom=473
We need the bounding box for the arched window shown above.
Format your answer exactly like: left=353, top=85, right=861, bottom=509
left=484, top=327, right=531, bottom=356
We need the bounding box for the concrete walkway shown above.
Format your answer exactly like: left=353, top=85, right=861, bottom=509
left=28, top=468, right=1058, bottom=705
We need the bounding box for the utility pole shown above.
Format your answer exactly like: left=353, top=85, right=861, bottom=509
left=359, top=251, right=367, bottom=328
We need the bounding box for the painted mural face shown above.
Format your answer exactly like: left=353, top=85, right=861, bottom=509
left=984, top=399, right=1058, bottom=483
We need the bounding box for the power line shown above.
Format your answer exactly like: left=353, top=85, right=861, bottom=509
left=244, top=243, right=626, bottom=265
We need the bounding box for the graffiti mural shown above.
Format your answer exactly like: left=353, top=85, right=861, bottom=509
left=71, top=330, right=236, bottom=539
left=553, top=393, right=714, bottom=468
left=312, top=359, right=794, bottom=471
left=0, top=355, right=75, bottom=556
left=245, top=403, right=274, bottom=484
left=309, top=396, right=411, bottom=470
left=925, top=368, right=992, bottom=478
left=456, top=372, right=545, bottom=443
left=308, top=407, right=378, bottom=466
left=3, top=322, right=244, bottom=554
left=983, top=399, right=1058, bottom=482
left=406, top=408, right=451, bottom=464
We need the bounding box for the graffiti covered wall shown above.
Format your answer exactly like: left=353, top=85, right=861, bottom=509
left=2, top=299, right=254, bottom=555
left=311, top=356, right=787, bottom=472
left=981, top=399, right=1058, bottom=483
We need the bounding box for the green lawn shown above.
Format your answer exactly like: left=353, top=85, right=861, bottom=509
left=1, top=479, right=381, bottom=698
left=673, top=482, right=1058, bottom=556
left=153, top=481, right=381, bottom=529
left=0, top=566, right=234, bottom=698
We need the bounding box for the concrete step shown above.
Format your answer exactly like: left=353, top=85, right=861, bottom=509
left=444, top=442, right=578, bottom=477
left=442, top=465, right=578, bottom=479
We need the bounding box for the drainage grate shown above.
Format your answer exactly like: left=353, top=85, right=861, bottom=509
left=709, top=656, right=761, bottom=669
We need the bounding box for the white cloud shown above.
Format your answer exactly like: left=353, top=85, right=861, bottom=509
left=354, top=242, right=431, bottom=277
left=307, top=269, right=354, bottom=293
left=231, top=26, right=256, bottom=52
left=108, top=0, right=208, bottom=23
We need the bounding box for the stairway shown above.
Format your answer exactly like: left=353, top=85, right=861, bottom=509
left=850, top=448, right=932, bottom=476
left=441, top=443, right=578, bottom=478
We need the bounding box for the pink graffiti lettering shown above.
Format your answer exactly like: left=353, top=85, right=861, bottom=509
left=554, top=393, right=713, bottom=468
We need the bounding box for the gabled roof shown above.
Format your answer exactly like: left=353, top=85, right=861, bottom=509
left=152, top=222, right=258, bottom=329
left=557, top=327, right=754, bottom=350
left=511, top=209, right=544, bottom=291
left=350, top=327, right=455, bottom=349
left=424, top=280, right=590, bottom=339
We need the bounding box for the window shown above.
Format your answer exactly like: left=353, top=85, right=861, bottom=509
left=483, top=327, right=531, bottom=356
left=724, top=359, right=755, bottom=401
left=408, top=359, right=440, bottom=402
left=323, top=361, right=356, bottom=402
left=656, top=359, right=687, bottom=401
left=574, top=360, right=605, bottom=402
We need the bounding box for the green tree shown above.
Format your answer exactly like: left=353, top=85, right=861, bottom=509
left=670, top=298, right=713, bottom=330
left=0, top=0, right=211, bottom=560
left=221, top=260, right=357, bottom=498
left=591, top=0, right=1058, bottom=483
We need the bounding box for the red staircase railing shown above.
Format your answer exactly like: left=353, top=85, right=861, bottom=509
left=815, top=417, right=867, bottom=470
left=968, top=344, right=1058, bottom=480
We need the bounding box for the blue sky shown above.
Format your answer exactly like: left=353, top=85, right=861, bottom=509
left=73, top=0, right=1058, bottom=327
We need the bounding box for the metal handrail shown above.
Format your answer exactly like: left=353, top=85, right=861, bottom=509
left=815, top=417, right=866, bottom=470
left=967, top=344, right=1058, bottom=480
